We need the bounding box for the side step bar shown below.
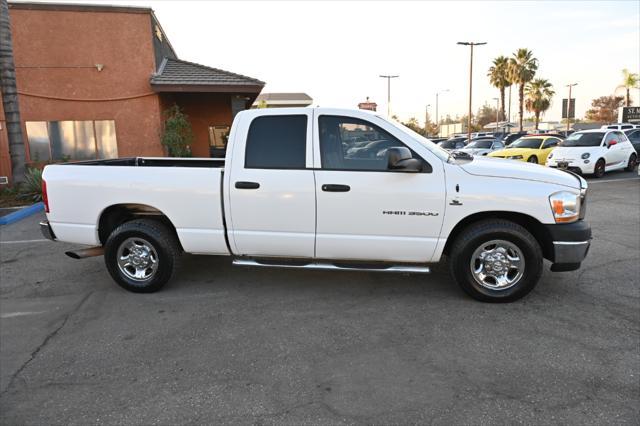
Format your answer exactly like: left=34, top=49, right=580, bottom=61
left=66, top=246, right=104, bottom=259
left=232, top=259, right=430, bottom=274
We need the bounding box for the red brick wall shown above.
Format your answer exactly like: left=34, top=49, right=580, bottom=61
left=8, top=6, right=165, bottom=165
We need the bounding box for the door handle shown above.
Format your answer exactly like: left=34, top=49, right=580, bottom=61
left=235, top=181, right=260, bottom=189
left=322, top=184, right=350, bottom=192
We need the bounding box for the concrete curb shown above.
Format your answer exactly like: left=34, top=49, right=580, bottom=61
left=0, top=202, right=44, bottom=225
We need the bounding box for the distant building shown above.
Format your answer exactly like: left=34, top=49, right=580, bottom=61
left=251, top=93, right=312, bottom=108
left=358, top=97, right=377, bottom=112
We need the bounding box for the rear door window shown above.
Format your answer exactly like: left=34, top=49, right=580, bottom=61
left=245, top=115, right=307, bottom=169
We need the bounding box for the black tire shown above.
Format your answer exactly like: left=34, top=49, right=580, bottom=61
left=593, top=159, right=605, bottom=178
left=104, top=219, right=181, bottom=293
left=448, top=219, right=543, bottom=303
left=527, top=155, right=538, bottom=164
left=625, top=153, right=637, bottom=172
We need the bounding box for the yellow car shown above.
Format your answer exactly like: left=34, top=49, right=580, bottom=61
left=488, top=135, right=563, bottom=164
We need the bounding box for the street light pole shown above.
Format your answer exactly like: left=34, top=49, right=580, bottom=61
left=566, top=83, right=578, bottom=133
left=493, top=97, right=500, bottom=134
left=435, top=89, right=449, bottom=136
left=379, top=75, right=399, bottom=117
left=457, top=41, right=487, bottom=142
left=425, top=104, right=431, bottom=137
left=507, top=84, right=512, bottom=134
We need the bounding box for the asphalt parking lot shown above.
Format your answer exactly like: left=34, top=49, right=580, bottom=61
left=1, top=171, right=638, bottom=425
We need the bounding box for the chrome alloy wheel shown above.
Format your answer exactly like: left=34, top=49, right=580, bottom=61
left=469, top=239, right=525, bottom=290
left=116, top=237, right=159, bottom=282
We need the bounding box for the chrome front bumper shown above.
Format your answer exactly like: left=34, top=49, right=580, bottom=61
left=552, top=240, right=591, bottom=264
left=40, top=221, right=56, bottom=241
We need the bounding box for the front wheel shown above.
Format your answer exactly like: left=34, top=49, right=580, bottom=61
left=527, top=156, right=538, bottom=164
left=625, top=153, right=637, bottom=172
left=593, top=159, right=605, bottom=178
left=104, top=219, right=181, bottom=293
left=448, top=219, right=543, bottom=302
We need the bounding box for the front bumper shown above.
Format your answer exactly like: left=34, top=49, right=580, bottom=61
left=545, top=221, right=591, bottom=271
left=547, top=159, right=595, bottom=175
left=40, top=220, right=56, bottom=241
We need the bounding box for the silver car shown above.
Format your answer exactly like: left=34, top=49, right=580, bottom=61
left=454, top=138, right=505, bottom=156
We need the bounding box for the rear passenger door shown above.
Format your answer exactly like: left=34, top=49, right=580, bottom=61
left=226, top=111, right=316, bottom=258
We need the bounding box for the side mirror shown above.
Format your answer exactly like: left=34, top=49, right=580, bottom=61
left=387, top=147, right=422, bottom=172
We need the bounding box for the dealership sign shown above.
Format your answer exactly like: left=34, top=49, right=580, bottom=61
left=621, top=106, right=640, bottom=123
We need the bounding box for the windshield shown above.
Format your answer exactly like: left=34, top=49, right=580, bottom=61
left=562, top=132, right=604, bottom=147
left=466, top=139, right=493, bottom=149
left=383, top=117, right=451, bottom=161
left=439, top=140, right=461, bottom=149
left=510, top=138, right=543, bottom=149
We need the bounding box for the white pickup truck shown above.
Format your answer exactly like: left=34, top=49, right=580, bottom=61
left=41, top=108, right=592, bottom=302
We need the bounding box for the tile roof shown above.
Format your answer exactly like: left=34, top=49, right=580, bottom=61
left=150, top=58, right=265, bottom=88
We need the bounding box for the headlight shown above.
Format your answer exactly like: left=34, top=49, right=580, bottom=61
left=507, top=155, right=523, bottom=159
left=581, top=153, right=590, bottom=159
left=549, top=191, right=580, bottom=223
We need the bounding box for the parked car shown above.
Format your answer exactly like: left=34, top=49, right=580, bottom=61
left=41, top=107, right=592, bottom=302
left=623, top=128, right=640, bottom=154
left=455, top=137, right=505, bottom=156
left=438, top=137, right=467, bottom=151
left=547, top=129, right=637, bottom=177
left=503, top=132, right=529, bottom=146
left=488, top=135, right=562, bottom=164
left=429, top=137, right=448, bottom=144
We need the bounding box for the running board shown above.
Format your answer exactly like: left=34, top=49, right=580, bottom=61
left=232, top=259, right=430, bottom=274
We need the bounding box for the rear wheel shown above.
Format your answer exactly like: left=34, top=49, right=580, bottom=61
left=527, top=156, right=538, bottom=164
left=625, top=153, right=637, bottom=172
left=104, top=219, right=181, bottom=293
left=448, top=219, right=543, bottom=302
left=593, top=159, right=606, bottom=178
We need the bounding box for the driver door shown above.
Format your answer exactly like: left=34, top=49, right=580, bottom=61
left=312, top=113, right=446, bottom=263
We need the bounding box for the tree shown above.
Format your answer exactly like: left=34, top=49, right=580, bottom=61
left=161, top=105, right=193, bottom=157
left=585, top=96, right=624, bottom=123
left=487, top=56, right=510, bottom=121
left=401, top=117, right=425, bottom=135
left=618, top=68, right=639, bottom=107
left=0, top=0, right=26, bottom=184
left=524, top=78, right=555, bottom=130
left=508, top=48, right=538, bottom=132
left=476, top=104, right=501, bottom=128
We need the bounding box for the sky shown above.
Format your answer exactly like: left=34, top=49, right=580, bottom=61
left=32, top=0, right=640, bottom=124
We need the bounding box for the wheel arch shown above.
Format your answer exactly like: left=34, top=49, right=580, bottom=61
left=442, top=211, right=554, bottom=261
left=97, top=203, right=181, bottom=248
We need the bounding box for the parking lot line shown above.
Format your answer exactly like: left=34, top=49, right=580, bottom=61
left=0, top=239, right=51, bottom=244
left=0, top=311, right=48, bottom=319
left=588, top=177, right=640, bottom=184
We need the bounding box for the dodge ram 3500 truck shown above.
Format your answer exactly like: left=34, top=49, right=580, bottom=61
left=40, top=108, right=591, bottom=302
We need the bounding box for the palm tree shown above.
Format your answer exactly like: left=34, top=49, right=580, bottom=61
left=525, top=79, right=555, bottom=130
left=487, top=56, right=509, bottom=122
left=508, top=48, right=538, bottom=131
left=618, top=68, right=639, bottom=107
left=0, top=0, right=26, bottom=184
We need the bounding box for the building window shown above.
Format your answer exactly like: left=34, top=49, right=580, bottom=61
left=208, top=125, right=230, bottom=149
left=25, top=120, right=118, bottom=162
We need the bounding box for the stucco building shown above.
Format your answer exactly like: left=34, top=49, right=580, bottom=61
left=0, top=2, right=265, bottom=184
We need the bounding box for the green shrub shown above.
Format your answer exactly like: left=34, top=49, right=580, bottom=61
left=17, top=168, right=43, bottom=202
left=161, top=105, right=193, bottom=157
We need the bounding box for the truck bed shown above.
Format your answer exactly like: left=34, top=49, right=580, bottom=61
left=42, top=158, right=229, bottom=255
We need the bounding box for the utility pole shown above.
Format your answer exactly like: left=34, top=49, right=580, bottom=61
left=457, top=41, right=487, bottom=142
left=379, top=75, right=399, bottom=117
left=493, top=97, right=500, bottom=134
left=507, top=85, right=512, bottom=134
left=566, top=83, right=577, bottom=133
left=435, top=89, right=449, bottom=137
left=425, top=104, right=431, bottom=137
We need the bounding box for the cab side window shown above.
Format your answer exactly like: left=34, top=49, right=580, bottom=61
left=245, top=115, right=307, bottom=169
left=318, top=115, right=428, bottom=172
left=542, top=138, right=560, bottom=148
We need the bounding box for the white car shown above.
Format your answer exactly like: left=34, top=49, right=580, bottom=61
left=600, top=123, right=638, bottom=131
left=455, top=138, right=505, bottom=156
left=547, top=129, right=637, bottom=177
left=41, top=107, right=592, bottom=302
